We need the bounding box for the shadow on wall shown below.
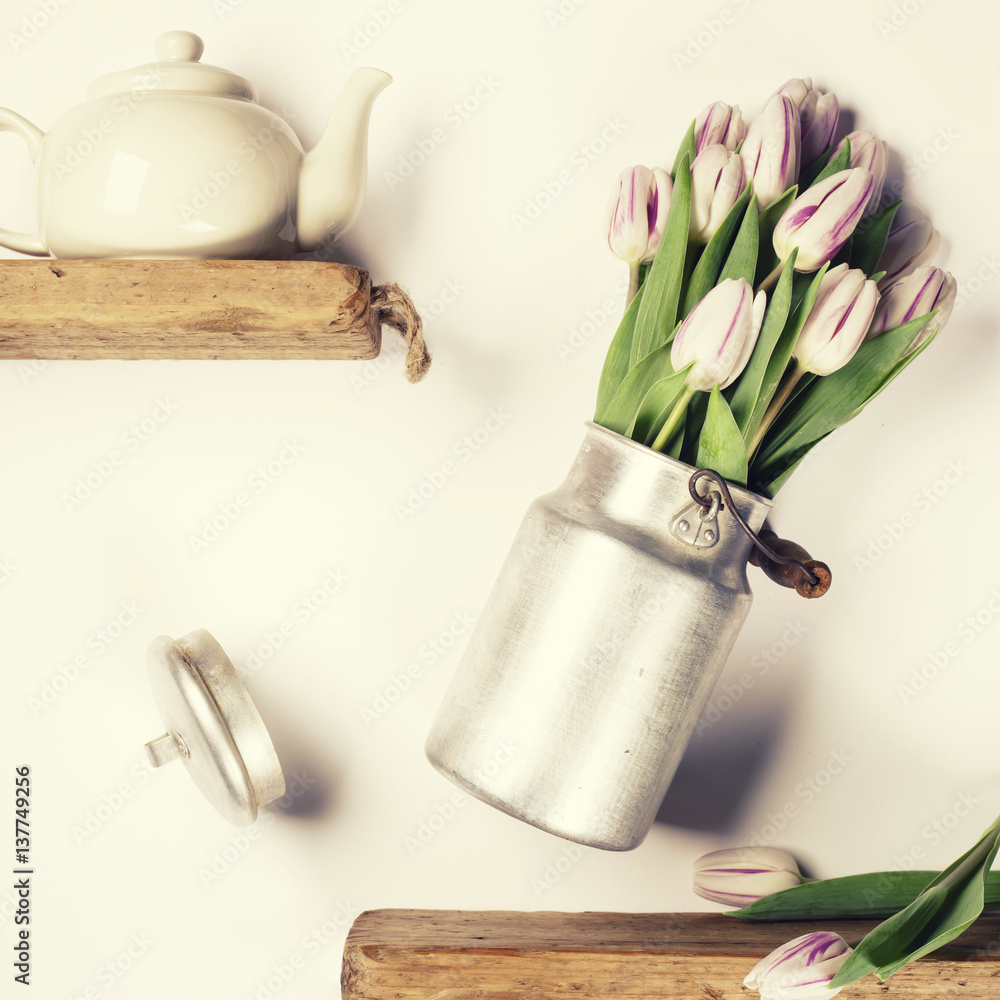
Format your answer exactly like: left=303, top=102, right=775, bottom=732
left=653, top=659, right=802, bottom=835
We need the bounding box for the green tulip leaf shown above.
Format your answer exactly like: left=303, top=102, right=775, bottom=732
left=831, top=813, right=1000, bottom=987
left=695, top=385, right=747, bottom=485
left=631, top=154, right=692, bottom=366
left=850, top=200, right=902, bottom=276
left=679, top=389, right=710, bottom=466
left=728, top=249, right=797, bottom=438
left=718, top=194, right=759, bottom=286
left=671, top=119, right=697, bottom=180
left=730, top=870, right=1000, bottom=921
left=743, top=261, right=829, bottom=454
left=797, top=142, right=834, bottom=189
left=598, top=336, right=686, bottom=436
left=632, top=364, right=694, bottom=444
left=594, top=281, right=645, bottom=419
left=752, top=314, right=933, bottom=481
left=681, top=185, right=752, bottom=318
left=809, top=136, right=851, bottom=188
left=754, top=186, right=798, bottom=284
left=755, top=433, right=829, bottom=496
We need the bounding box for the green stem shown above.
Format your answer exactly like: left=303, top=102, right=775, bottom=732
left=748, top=363, right=805, bottom=457
left=626, top=262, right=641, bottom=308
left=756, top=258, right=786, bottom=295
left=651, top=385, right=696, bottom=453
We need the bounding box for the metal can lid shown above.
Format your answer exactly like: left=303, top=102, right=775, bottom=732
left=144, top=628, right=285, bottom=825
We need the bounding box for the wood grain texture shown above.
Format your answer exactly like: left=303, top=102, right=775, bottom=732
left=0, top=259, right=381, bottom=359
left=342, top=909, right=1000, bottom=999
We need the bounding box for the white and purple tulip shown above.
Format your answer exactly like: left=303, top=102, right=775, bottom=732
left=877, top=220, right=941, bottom=290
left=694, top=100, right=746, bottom=154
left=604, top=165, right=672, bottom=264
left=689, top=144, right=747, bottom=244
left=867, top=264, right=957, bottom=353
left=831, top=129, right=887, bottom=216
left=776, top=78, right=839, bottom=167
left=740, top=94, right=800, bottom=210
left=772, top=168, right=874, bottom=271
left=793, top=264, right=880, bottom=376
left=671, top=278, right=767, bottom=392
left=744, top=931, right=853, bottom=1000
left=693, top=847, right=803, bottom=907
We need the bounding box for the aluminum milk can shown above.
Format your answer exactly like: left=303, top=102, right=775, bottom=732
left=425, top=422, right=773, bottom=851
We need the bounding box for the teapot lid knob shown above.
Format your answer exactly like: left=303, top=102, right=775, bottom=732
left=155, top=30, right=205, bottom=63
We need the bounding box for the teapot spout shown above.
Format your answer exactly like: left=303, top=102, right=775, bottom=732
left=296, top=66, right=391, bottom=252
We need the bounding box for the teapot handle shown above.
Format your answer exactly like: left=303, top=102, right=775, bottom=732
left=0, top=109, right=48, bottom=256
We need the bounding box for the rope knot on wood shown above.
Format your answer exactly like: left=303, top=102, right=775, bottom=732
left=372, top=282, right=431, bottom=384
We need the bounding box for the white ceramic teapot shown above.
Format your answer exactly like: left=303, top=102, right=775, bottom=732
left=0, top=31, right=391, bottom=259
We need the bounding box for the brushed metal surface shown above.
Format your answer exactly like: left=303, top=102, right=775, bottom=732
left=426, top=423, right=773, bottom=851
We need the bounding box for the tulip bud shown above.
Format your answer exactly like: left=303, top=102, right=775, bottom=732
left=604, top=165, right=672, bottom=264
left=776, top=78, right=839, bottom=166
left=744, top=931, right=853, bottom=1000
left=693, top=847, right=803, bottom=907
left=793, top=263, right=880, bottom=376
left=740, top=95, right=800, bottom=210
left=877, top=220, right=941, bottom=290
left=867, top=264, right=957, bottom=353
left=671, top=278, right=767, bottom=391
left=689, top=144, right=746, bottom=244
left=694, top=100, right=746, bottom=154
left=772, top=168, right=874, bottom=271
left=830, top=130, right=887, bottom=216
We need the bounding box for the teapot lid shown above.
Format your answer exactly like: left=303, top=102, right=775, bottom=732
left=87, top=31, right=259, bottom=103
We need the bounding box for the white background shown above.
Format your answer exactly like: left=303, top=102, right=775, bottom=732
left=2, top=1, right=999, bottom=998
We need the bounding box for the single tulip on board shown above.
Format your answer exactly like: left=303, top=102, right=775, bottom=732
left=671, top=278, right=767, bottom=392
left=740, top=94, right=800, bottom=209
left=689, top=144, right=747, bottom=244
left=772, top=168, right=874, bottom=272
left=867, top=264, right=957, bottom=352
left=744, top=931, right=853, bottom=1000
left=693, top=847, right=804, bottom=907
left=877, top=220, right=941, bottom=290
left=831, top=129, right=887, bottom=216
left=605, top=165, right=672, bottom=303
left=776, top=77, right=839, bottom=166
left=793, top=264, right=880, bottom=376
left=694, top=100, right=746, bottom=154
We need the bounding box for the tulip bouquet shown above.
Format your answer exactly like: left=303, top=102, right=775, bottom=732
left=599, top=78, right=955, bottom=496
